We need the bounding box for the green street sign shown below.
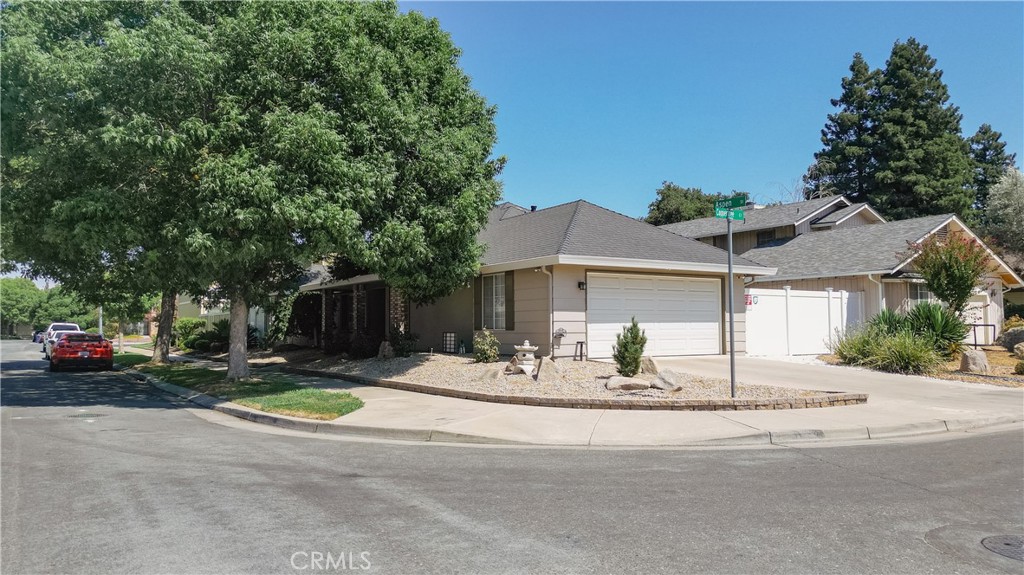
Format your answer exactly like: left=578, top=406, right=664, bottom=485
left=714, top=208, right=745, bottom=221
left=714, top=194, right=747, bottom=210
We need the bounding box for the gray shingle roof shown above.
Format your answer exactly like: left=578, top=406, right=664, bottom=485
left=744, top=214, right=954, bottom=282
left=659, top=196, right=849, bottom=238
left=480, top=200, right=767, bottom=270
left=810, top=202, right=878, bottom=226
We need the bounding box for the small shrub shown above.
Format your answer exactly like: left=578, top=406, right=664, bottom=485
left=869, top=308, right=907, bottom=335
left=832, top=326, right=881, bottom=365
left=247, top=324, right=263, bottom=349
left=473, top=329, right=500, bottom=363
left=612, top=317, right=647, bottom=377
left=1003, top=315, right=1024, bottom=334
left=209, top=319, right=231, bottom=344
left=862, top=331, right=941, bottom=375
left=173, top=318, right=207, bottom=342
left=191, top=338, right=211, bottom=352
left=1015, top=361, right=1024, bottom=375
left=905, top=302, right=968, bottom=358
left=349, top=330, right=384, bottom=359
left=388, top=325, right=419, bottom=358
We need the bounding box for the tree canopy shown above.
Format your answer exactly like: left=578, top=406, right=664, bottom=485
left=804, top=38, right=1015, bottom=223
left=0, top=278, right=43, bottom=334
left=645, top=183, right=729, bottom=226
left=985, top=168, right=1024, bottom=254
left=1, top=1, right=504, bottom=379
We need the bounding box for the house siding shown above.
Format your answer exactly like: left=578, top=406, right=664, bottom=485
left=409, top=285, right=474, bottom=354
left=708, top=224, right=796, bottom=254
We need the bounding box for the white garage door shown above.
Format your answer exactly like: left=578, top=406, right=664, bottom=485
left=586, top=273, right=722, bottom=358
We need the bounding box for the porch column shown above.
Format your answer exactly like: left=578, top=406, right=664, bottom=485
left=388, top=287, right=409, bottom=333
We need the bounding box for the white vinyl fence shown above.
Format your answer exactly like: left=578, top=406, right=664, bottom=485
left=745, top=287, right=864, bottom=356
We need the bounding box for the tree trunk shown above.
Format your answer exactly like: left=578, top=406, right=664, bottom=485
left=152, top=291, right=176, bottom=364
left=118, top=316, right=124, bottom=355
left=226, top=295, right=250, bottom=380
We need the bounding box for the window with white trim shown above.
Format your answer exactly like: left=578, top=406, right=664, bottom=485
left=909, top=283, right=934, bottom=305
left=481, top=273, right=506, bottom=330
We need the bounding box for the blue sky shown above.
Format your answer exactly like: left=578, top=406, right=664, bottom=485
left=401, top=1, right=1024, bottom=218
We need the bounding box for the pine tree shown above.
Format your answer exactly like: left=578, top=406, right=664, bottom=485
left=969, top=124, right=1017, bottom=221
left=804, top=54, right=879, bottom=202
left=871, top=39, right=974, bottom=221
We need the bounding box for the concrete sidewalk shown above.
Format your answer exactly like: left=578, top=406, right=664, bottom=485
left=124, top=351, right=1024, bottom=447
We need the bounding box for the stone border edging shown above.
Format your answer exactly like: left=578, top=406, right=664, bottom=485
left=279, top=366, right=868, bottom=410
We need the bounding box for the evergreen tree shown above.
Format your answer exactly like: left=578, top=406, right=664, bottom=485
left=871, top=38, right=973, bottom=221
left=969, top=124, right=1017, bottom=220
left=804, top=54, right=879, bottom=202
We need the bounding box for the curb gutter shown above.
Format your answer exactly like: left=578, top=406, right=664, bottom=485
left=122, top=368, right=1022, bottom=447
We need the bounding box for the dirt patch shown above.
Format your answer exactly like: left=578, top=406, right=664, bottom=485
left=818, top=348, right=1024, bottom=388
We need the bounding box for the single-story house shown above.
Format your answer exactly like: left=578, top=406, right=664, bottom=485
left=300, top=200, right=776, bottom=358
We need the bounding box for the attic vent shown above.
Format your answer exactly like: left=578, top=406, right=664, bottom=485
left=934, top=225, right=949, bottom=242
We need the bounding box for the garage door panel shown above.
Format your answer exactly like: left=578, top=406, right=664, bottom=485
left=586, top=273, right=721, bottom=358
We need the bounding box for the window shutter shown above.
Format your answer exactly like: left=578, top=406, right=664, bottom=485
left=473, top=276, right=483, bottom=330
left=504, top=270, right=515, bottom=331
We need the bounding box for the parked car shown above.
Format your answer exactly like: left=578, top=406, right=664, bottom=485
left=42, top=322, right=80, bottom=351
left=49, top=332, right=113, bottom=372
left=44, top=330, right=86, bottom=360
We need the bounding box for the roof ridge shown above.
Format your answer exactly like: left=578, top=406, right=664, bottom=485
left=558, top=200, right=586, bottom=254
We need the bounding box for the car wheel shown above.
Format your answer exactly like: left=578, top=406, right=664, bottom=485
left=104, top=361, right=114, bottom=371
left=49, top=360, right=59, bottom=372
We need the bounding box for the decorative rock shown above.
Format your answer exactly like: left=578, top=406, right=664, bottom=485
left=481, top=367, right=505, bottom=382
left=533, top=355, right=562, bottom=382
left=504, top=355, right=519, bottom=374
left=377, top=341, right=395, bottom=360
left=605, top=376, right=651, bottom=391
left=1015, top=342, right=1024, bottom=359
left=959, top=348, right=989, bottom=374
left=640, top=356, right=660, bottom=376
left=997, top=327, right=1024, bottom=352
left=651, top=368, right=685, bottom=392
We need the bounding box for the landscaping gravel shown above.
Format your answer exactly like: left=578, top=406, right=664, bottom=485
left=299, top=353, right=825, bottom=400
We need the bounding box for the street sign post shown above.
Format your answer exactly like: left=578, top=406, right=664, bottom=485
left=713, top=193, right=746, bottom=398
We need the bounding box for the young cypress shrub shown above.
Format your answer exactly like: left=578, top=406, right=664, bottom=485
left=612, top=317, right=647, bottom=377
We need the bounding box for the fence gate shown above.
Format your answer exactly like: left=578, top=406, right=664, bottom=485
left=745, top=287, right=864, bottom=356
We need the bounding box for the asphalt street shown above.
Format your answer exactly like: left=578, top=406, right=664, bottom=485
left=2, top=339, right=1022, bottom=574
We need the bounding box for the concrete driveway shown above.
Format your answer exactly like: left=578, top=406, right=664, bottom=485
left=656, top=355, right=1024, bottom=440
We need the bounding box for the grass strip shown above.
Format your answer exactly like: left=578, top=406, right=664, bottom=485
left=137, top=363, right=363, bottom=420
left=114, top=353, right=152, bottom=368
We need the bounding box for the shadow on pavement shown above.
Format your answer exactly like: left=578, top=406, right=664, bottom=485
left=1, top=357, right=176, bottom=410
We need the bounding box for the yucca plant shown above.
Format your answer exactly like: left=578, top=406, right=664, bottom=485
left=869, top=308, right=908, bottom=335
left=905, top=302, right=968, bottom=358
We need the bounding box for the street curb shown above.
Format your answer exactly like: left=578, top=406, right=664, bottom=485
left=122, top=369, right=1023, bottom=448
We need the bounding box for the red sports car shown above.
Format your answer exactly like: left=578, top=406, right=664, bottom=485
left=49, top=333, right=114, bottom=372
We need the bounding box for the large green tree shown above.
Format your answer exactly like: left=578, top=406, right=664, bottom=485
left=0, top=278, right=43, bottom=334
left=31, top=286, right=93, bottom=331
left=969, top=124, right=1017, bottom=220
left=985, top=168, right=1024, bottom=254
left=645, top=183, right=728, bottom=226
left=804, top=53, right=879, bottom=202
left=805, top=39, right=1003, bottom=223
left=2, top=1, right=503, bottom=380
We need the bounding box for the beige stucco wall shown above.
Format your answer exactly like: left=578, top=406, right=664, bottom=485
left=409, top=285, right=475, bottom=354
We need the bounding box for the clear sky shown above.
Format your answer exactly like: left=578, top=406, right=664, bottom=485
left=401, top=1, right=1024, bottom=218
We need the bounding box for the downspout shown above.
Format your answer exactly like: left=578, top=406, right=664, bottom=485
left=867, top=274, right=884, bottom=314
left=541, top=265, right=554, bottom=356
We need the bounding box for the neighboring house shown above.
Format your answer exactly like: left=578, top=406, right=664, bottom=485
left=660, top=196, right=886, bottom=254
left=300, top=201, right=776, bottom=358
left=743, top=214, right=1022, bottom=338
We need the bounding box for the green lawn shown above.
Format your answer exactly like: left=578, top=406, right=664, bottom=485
left=128, top=340, right=155, bottom=350
left=114, top=353, right=152, bottom=368
left=137, top=363, right=363, bottom=420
